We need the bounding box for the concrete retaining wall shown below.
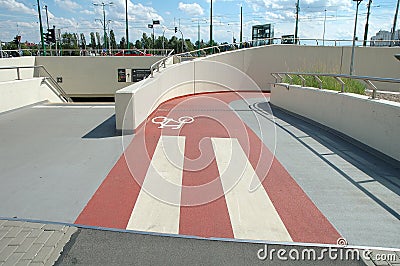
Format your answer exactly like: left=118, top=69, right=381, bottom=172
left=270, top=84, right=400, bottom=161
left=0, top=78, right=64, bottom=113
left=35, top=56, right=163, bottom=97
left=0, top=57, right=36, bottom=82
left=115, top=59, right=260, bottom=132
left=201, top=45, right=400, bottom=92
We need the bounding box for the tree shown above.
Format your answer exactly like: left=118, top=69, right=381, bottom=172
left=119, top=37, right=126, bottom=49
left=109, top=30, right=117, bottom=50
left=134, top=40, right=141, bottom=49
left=95, top=32, right=101, bottom=49
left=80, top=33, right=86, bottom=49
left=90, top=32, right=96, bottom=49
left=140, top=33, right=152, bottom=49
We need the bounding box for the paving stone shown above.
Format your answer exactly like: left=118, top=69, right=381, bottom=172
left=14, top=260, right=31, bottom=266
left=8, top=231, right=31, bottom=246
left=0, top=230, right=10, bottom=241
left=21, top=243, right=44, bottom=260
left=28, top=229, right=44, bottom=239
left=4, top=227, right=23, bottom=238
left=0, top=246, right=18, bottom=262
left=0, top=238, right=12, bottom=253
left=15, top=237, right=36, bottom=253
left=32, top=246, right=54, bottom=264
left=42, top=224, right=65, bottom=232
left=2, top=221, right=25, bottom=228
left=34, top=231, right=53, bottom=245
left=3, top=252, right=24, bottom=266
left=45, top=242, right=65, bottom=266
left=21, top=222, right=44, bottom=229
left=61, top=227, right=78, bottom=243
left=29, top=262, right=45, bottom=266
left=44, top=231, right=63, bottom=248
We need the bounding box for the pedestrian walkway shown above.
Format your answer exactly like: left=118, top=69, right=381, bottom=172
left=0, top=219, right=77, bottom=266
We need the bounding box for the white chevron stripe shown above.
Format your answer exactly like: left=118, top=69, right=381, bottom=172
left=211, top=137, right=293, bottom=242
left=126, top=135, right=185, bottom=234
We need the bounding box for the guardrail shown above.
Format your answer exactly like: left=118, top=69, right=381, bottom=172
left=271, top=72, right=400, bottom=99
left=150, top=49, right=175, bottom=78
left=0, top=65, right=72, bottom=102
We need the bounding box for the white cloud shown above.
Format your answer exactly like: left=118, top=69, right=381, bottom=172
left=54, top=0, right=81, bottom=10
left=178, top=2, right=204, bottom=16
left=0, top=0, right=36, bottom=15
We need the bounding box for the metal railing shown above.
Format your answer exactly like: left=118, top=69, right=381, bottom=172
left=271, top=72, right=400, bottom=99
left=150, top=49, right=175, bottom=78
left=0, top=65, right=72, bottom=102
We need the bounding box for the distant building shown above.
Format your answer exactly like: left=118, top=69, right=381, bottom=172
left=370, top=30, right=400, bottom=46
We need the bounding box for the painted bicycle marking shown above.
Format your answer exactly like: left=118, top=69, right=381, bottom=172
left=152, top=116, right=194, bottom=129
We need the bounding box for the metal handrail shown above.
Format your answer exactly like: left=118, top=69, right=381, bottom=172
left=271, top=72, right=400, bottom=99
left=0, top=65, right=72, bottom=102
left=150, top=49, right=175, bottom=78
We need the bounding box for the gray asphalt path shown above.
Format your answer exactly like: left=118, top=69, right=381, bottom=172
left=55, top=228, right=367, bottom=266
left=0, top=104, right=124, bottom=223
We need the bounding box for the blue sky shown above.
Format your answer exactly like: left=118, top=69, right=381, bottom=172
left=0, top=0, right=398, bottom=45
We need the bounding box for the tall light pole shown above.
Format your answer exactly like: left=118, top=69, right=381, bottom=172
left=294, top=0, right=300, bottom=44
left=323, top=9, right=327, bottom=46
left=125, top=0, right=129, bottom=49
left=240, top=6, right=243, bottom=46
left=36, top=0, right=46, bottom=55
left=363, top=0, right=372, bottom=46
left=210, top=0, right=213, bottom=45
left=350, top=0, right=363, bottom=75
left=390, top=0, right=400, bottom=47
left=93, top=2, right=113, bottom=51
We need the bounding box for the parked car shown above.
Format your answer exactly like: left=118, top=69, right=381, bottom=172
left=114, top=50, right=152, bottom=56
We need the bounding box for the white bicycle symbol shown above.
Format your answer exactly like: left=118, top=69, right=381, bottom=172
left=151, top=116, right=194, bottom=129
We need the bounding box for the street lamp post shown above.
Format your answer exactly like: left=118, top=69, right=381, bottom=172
left=210, top=0, right=213, bottom=45
left=294, top=0, right=300, bottom=44
left=323, top=9, right=327, bottom=46
left=36, top=0, right=46, bottom=55
left=350, top=0, right=363, bottom=75
left=125, top=0, right=129, bottom=49
left=93, top=2, right=113, bottom=51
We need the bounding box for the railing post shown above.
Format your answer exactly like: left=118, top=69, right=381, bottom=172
left=334, top=77, right=345, bottom=92
left=16, top=67, right=21, bottom=80
left=298, top=75, right=306, bottom=87
left=285, top=74, right=293, bottom=85
left=313, top=75, right=323, bottom=89
left=365, top=80, right=378, bottom=99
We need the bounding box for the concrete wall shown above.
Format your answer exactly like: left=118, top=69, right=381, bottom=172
left=0, top=78, right=64, bottom=113
left=0, top=57, right=35, bottom=82
left=116, top=45, right=400, bottom=133
left=115, top=59, right=260, bottom=132
left=35, top=56, right=163, bottom=97
left=270, top=84, right=400, bottom=161
left=202, top=45, right=400, bottom=92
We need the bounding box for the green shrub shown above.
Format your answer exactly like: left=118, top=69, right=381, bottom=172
left=283, top=74, right=366, bottom=95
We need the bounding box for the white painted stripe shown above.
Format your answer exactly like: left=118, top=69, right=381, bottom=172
left=126, top=135, right=185, bottom=234
left=211, top=138, right=292, bottom=242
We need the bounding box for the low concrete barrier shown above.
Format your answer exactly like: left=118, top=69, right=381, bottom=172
left=115, top=59, right=261, bottom=133
left=0, top=78, right=64, bottom=113
left=0, top=57, right=36, bottom=82
left=270, top=84, right=400, bottom=161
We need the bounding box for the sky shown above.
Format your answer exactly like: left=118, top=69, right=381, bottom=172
left=0, top=0, right=399, bottom=46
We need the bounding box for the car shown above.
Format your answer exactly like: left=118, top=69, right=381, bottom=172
left=114, top=50, right=152, bottom=56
